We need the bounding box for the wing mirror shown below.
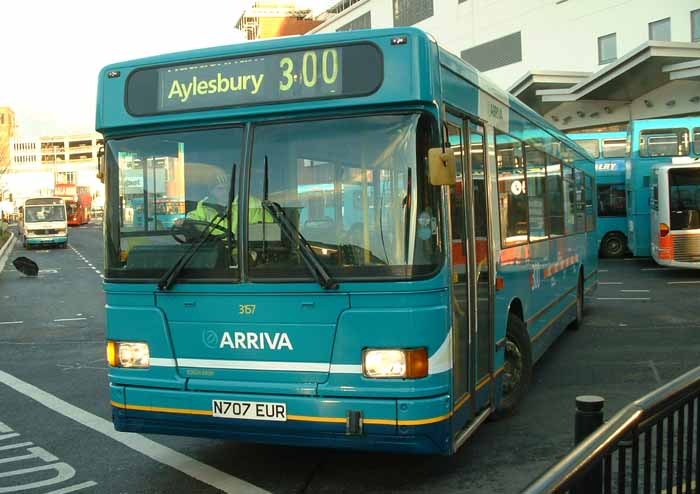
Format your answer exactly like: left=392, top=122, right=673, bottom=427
left=96, top=145, right=105, bottom=183
left=428, top=147, right=457, bottom=186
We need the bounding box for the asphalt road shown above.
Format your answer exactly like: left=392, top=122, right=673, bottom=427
left=1, top=225, right=700, bottom=494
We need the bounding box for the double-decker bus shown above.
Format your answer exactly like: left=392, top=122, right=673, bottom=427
left=569, top=132, right=628, bottom=257
left=626, top=117, right=700, bottom=257
left=650, top=159, right=700, bottom=267
left=98, top=28, right=597, bottom=454
left=55, top=184, right=92, bottom=226
left=18, top=197, right=68, bottom=248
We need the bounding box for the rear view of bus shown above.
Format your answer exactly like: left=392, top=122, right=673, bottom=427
left=651, top=160, right=700, bottom=268
left=19, top=197, right=68, bottom=248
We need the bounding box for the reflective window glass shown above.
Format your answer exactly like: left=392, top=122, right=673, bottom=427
left=496, top=133, right=528, bottom=246
left=602, top=138, right=627, bottom=158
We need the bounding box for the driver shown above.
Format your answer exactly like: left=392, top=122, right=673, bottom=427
left=175, top=174, right=271, bottom=238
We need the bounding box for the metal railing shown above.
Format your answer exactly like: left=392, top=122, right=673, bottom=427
left=523, top=366, right=700, bottom=494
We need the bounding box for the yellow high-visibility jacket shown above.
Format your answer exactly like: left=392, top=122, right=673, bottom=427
left=185, top=197, right=272, bottom=235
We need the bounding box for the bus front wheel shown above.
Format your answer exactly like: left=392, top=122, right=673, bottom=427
left=601, top=232, right=626, bottom=258
left=493, top=312, right=532, bottom=419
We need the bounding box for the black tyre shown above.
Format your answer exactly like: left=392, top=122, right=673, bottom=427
left=600, top=232, right=626, bottom=258
left=570, top=273, right=584, bottom=330
left=493, top=312, right=533, bottom=419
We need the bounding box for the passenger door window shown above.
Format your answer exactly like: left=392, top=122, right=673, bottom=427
left=597, top=184, right=627, bottom=217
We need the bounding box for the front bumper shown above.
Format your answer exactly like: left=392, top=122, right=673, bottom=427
left=26, top=236, right=67, bottom=245
left=111, top=384, right=452, bottom=454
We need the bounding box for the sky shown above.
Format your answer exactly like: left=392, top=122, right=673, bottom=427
left=0, top=0, right=335, bottom=138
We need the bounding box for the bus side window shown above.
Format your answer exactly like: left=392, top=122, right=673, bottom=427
left=495, top=132, right=528, bottom=247
left=585, top=175, right=595, bottom=231
left=640, top=128, right=690, bottom=157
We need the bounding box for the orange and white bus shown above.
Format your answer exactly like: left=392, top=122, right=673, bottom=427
left=650, top=159, right=700, bottom=268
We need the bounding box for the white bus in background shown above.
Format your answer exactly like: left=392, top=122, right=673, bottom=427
left=18, top=197, right=68, bottom=249
left=650, top=159, right=700, bottom=268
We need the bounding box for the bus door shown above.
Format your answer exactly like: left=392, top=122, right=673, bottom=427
left=447, top=115, right=494, bottom=443
left=467, top=122, right=493, bottom=399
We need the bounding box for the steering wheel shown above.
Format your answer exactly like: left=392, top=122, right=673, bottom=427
left=171, top=218, right=227, bottom=244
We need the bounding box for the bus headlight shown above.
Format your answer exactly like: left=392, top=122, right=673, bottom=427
left=107, top=341, right=150, bottom=368
left=362, top=348, right=428, bottom=379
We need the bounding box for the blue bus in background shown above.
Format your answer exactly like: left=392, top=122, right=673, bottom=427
left=97, top=28, right=597, bottom=454
left=627, top=117, right=700, bottom=257
left=569, top=132, right=628, bottom=257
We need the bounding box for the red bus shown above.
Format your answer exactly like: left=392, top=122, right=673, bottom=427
left=55, top=184, right=92, bottom=226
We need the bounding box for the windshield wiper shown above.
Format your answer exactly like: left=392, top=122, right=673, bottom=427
left=157, top=211, right=226, bottom=291
left=261, top=200, right=338, bottom=290
left=158, top=164, right=237, bottom=291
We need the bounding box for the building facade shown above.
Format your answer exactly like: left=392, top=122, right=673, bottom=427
left=235, top=1, right=324, bottom=40
left=3, top=133, right=104, bottom=211
left=0, top=107, right=16, bottom=175
left=312, top=0, right=700, bottom=130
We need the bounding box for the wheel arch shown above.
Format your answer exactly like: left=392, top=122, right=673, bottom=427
left=507, top=297, right=524, bottom=324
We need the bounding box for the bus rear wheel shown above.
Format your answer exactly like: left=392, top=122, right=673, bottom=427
left=493, top=312, right=532, bottom=419
left=601, top=232, right=626, bottom=258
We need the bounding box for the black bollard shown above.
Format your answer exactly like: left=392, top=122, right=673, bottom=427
left=572, top=395, right=605, bottom=494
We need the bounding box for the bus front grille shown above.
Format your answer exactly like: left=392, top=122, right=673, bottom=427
left=32, top=229, right=58, bottom=235
left=673, top=234, right=700, bottom=262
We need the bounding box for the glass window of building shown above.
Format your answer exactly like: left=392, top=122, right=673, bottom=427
left=693, top=9, right=700, bottom=42
left=393, top=0, right=433, bottom=27
left=649, top=17, right=672, bottom=41
left=598, top=33, right=617, bottom=64
left=336, top=12, right=371, bottom=32
left=602, top=139, right=627, bottom=158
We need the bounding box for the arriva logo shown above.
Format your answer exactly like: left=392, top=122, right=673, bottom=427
left=219, top=331, right=293, bottom=351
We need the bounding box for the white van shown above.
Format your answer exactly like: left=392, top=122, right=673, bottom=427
left=19, top=197, right=68, bottom=249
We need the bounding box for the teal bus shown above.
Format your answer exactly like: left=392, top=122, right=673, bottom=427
left=98, top=28, right=597, bottom=454
left=626, top=117, right=700, bottom=257
left=569, top=132, right=628, bottom=257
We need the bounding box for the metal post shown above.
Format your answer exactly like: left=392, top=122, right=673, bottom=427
left=573, top=395, right=605, bottom=494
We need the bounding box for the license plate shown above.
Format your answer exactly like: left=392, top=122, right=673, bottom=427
left=212, top=400, right=287, bottom=422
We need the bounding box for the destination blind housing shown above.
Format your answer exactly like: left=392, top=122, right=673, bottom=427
left=125, top=43, right=383, bottom=116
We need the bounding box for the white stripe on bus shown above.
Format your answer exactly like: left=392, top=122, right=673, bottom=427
left=157, top=331, right=454, bottom=375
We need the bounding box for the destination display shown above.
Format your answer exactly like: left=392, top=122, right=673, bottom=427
left=126, top=43, right=383, bottom=115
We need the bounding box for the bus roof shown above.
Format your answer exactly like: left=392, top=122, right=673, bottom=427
left=24, top=197, right=65, bottom=206
left=569, top=131, right=627, bottom=140
left=651, top=158, right=700, bottom=171
left=630, top=116, right=700, bottom=132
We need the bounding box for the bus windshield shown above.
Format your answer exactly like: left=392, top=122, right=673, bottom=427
left=248, top=113, right=441, bottom=280
left=25, top=205, right=66, bottom=223
left=105, top=113, right=441, bottom=280
left=669, top=168, right=700, bottom=230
